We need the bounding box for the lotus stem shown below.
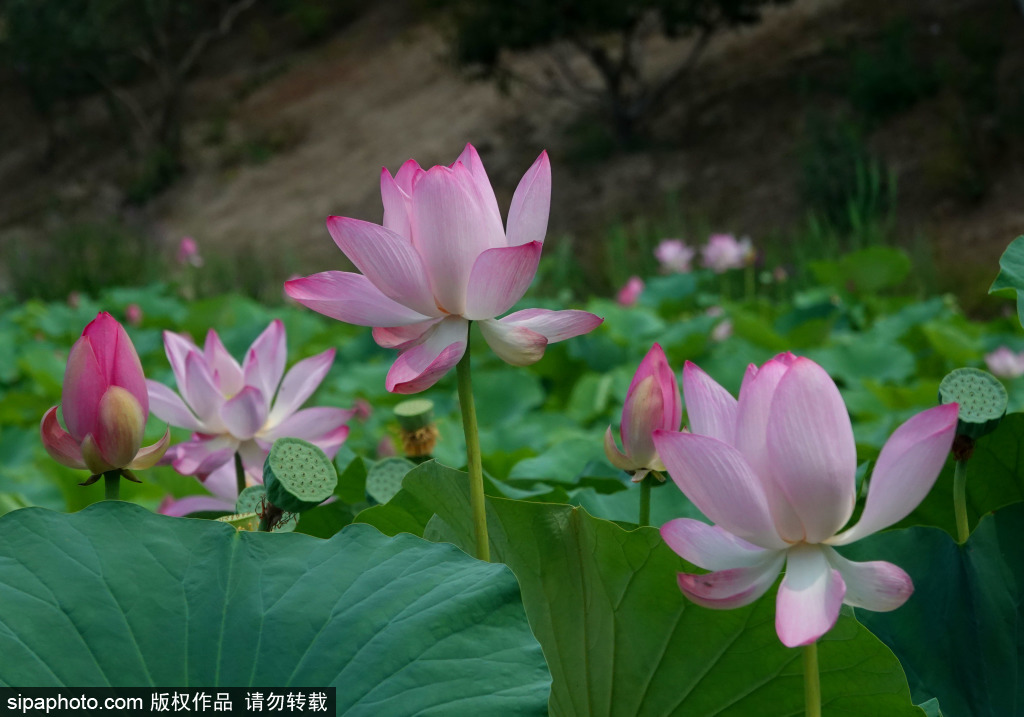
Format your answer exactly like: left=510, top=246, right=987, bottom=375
left=953, top=458, right=969, bottom=544
left=639, top=476, right=652, bottom=527
left=234, top=451, right=246, bottom=498
left=456, top=325, right=490, bottom=562
left=803, top=641, right=821, bottom=717
left=104, top=470, right=120, bottom=501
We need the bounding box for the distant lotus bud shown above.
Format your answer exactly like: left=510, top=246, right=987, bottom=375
left=177, top=236, right=203, bottom=267
left=604, top=343, right=681, bottom=481
left=616, top=276, right=644, bottom=307
left=40, top=313, right=169, bottom=476
left=125, top=303, right=143, bottom=326
left=654, top=239, right=695, bottom=274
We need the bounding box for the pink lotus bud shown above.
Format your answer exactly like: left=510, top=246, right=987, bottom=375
left=711, top=319, right=733, bottom=342
left=985, top=346, right=1024, bottom=379
left=125, top=304, right=143, bottom=326
left=352, top=398, right=373, bottom=422
left=177, top=236, right=203, bottom=267
left=654, top=239, right=695, bottom=274
left=604, top=343, right=681, bottom=479
left=40, top=312, right=169, bottom=475
left=616, top=276, right=644, bottom=307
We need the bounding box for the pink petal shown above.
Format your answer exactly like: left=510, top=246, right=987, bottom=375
left=263, top=407, right=352, bottom=457
left=682, top=361, right=737, bottom=444
left=184, top=351, right=225, bottom=431
left=409, top=163, right=497, bottom=315
left=220, top=386, right=268, bottom=441
left=381, top=166, right=413, bottom=239
left=734, top=359, right=804, bottom=542
left=776, top=544, right=847, bottom=647
left=661, top=518, right=777, bottom=571
left=326, top=216, right=439, bottom=317
left=146, top=380, right=206, bottom=432
left=463, top=241, right=543, bottom=320
left=829, top=403, right=958, bottom=546
left=603, top=426, right=636, bottom=471
left=675, top=552, right=785, bottom=610
left=168, top=436, right=237, bottom=478
left=158, top=494, right=236, bottom=517
left=203, top=330, right=244, bottom=397
left=477, top=319, right=547, bottom=366
left=62, top=336, right=105, bottom=441
left=493, top=308, right=603, bottom=342
left=455, top=144, right=503, bottom=234
left=163, top=331, right=200, bottom=398
left=372, top=319, right=441, bottom=350
left=653, top=431, right=786, bottom=550
left=621, top=376, right=665, bottom=469
left=505, top=151, right=551, bottom=247
left=266, top=349, right=336, bottom=428
left=127, top=429, right=171, bottom=470
left=40, top=406, right=86, bottom=469
left=386, top=317, right=468, bottom=394
left=93, top=386, right=145, bottom=469
left=284, top=272, right=432, bottom=327
left=824, top=547, right=913, bottom=611
left=85, top=314, right=147, bottom=415
left=631, top=344, right=681, bottom=433
left=767, top=358, right=857, bottom=543
left=242, top=320, right=287, bottom=405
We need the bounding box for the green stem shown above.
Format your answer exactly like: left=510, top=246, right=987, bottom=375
left=745, top=264, right=755, bottom=303
left=103, top=471, right=120, bottom=501
left=234, top=451, right=246, bottom=497
left=638, top=476, right=652, bottom=527
left=456, top=325, right=490, bottom=562
left=803, top=641, right=821, bottom=717
left=953, top=458, right=969, bottom=544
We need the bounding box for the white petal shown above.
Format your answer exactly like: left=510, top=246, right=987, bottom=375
left=775, top=544, right=846, bottom=647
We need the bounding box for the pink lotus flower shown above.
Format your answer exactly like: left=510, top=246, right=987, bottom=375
left=702, top=233, right=754, bottom=273
left=654, top=239, right=695, bottom=274
left=604, top=344, right=681, bottom=482
left=284, top=144, right=603, bottom=393
left=985, top=346, right=1024, bottom=379
left=41, top=313, right=169, bottom=475
left=654, top=353, right=958, bottom=647
left=125, top=303, right=143, bottom=326
left=177, top=236, right=203, bottom=267
left=616, top=276, right=644, bottom=307
left=147, top=319, right=352, bottom=515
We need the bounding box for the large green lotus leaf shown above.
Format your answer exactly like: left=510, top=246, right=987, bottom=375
left=990, top=235, right=1024, bottom=327
left=359, top=462, right=923, bottom=717
left=896, top=412, right=1024, bottom=538
left=0, top=502, right=550, bottom=715
left=844, top=503, right=1024, bottom=717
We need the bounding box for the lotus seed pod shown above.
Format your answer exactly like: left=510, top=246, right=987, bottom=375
left=938, top=367, right=1007, bottom=442
left=394, top=399, right=438, bottom=457
left=366, top=457, right=416, bottom=504
left=235, top=485, right=267, bottom=515
left=263, top=437, right=337, bottom=514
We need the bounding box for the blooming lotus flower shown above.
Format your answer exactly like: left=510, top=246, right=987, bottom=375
left=177, top=236, right=203, bottom=267
left=604, top=344, right=681, bottom=482
left=41, top=313, right=169, bottom=476
left=985, top=346, right=1024, bottom=379
left=284, top=144, right=603, bottom=393
left=654, top=353, right=958, bottom=647
left=702, top=233, right=754, bottom=273
left=654, top=239, right=695, bottom=274
left=147, top=319, right=352, bottom=515
left=616, top=276, right=644, bottom=307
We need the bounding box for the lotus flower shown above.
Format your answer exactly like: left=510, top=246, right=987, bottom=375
left=655, top=239, right=696, bottom=274
left=985, top=346, right=1024, bottom=379
left=616, top=276, right=644, bottom=307
left=41, top=312, right=169, bottom=475
left=702, top=234, right=754, bottom=273
left=147, top=319, right=352, bottom=515
left=654, top=353, right=957, bottom=647
left=284, top=144, right=603, bottom=393
left=604, top=344, right=681, bottom=482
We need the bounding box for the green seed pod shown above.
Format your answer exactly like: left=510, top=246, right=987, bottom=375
left=235, top=485, right=267, bottom=515
left=366, top=457, right=416, bottom=504
left=263, top=437, right=337, bottom=514
left=394, top=399, right=434, bottom=432
left=938, top=367, right=1008, bottom=441
left=216, top=512, right=259, bottom=531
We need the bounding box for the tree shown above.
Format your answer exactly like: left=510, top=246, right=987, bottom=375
left=3, top=0, right=257, bottom=193
left=432, top=0, right=791, bottom=144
